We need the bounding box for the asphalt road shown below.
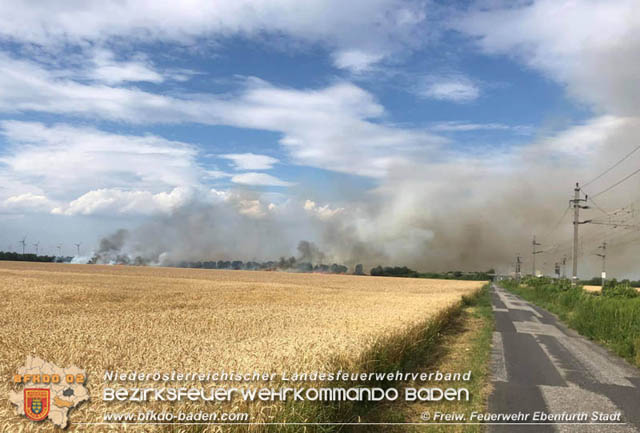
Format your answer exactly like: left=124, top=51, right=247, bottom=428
left=489, top=283, right=640, bottom=432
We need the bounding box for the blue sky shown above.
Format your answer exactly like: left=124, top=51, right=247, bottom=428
left=0, top=0, right=639, bottom=273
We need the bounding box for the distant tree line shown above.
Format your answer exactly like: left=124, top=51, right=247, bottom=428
left=370, top=265, right=494, bottom=280
left=0, top=251, right=71, bottom=262
left=172, top=257, right=351, bottom=274
left=370, top=266, right=419, bottom=278
left=580, top=276, right=640, bottom=289
left=1, top=250, right=493, bottom=280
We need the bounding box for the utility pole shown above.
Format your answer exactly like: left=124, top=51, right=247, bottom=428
left=570, top=183, right=591, bottom=285
left=562, top=256, right=567, bottom=278
left=532, top=235, right=542, bottom=277
left=596, top=242, right=607, bottom=290
left=515, top=255, right=522, bottom=282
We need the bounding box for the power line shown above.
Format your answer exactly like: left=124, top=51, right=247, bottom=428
left=518, top=158, right=640, bottom=278
left=539, top=204, right=572, bottom=243
left=589, top=220, right=640, bottom=229
left=606, top=231, right=640, bottom=250
left=587, top=197, right=610, bottom=216
left=543, top=218, right=603, bottom=259
left=591, top=166, right=640, bottom=198
left=537, top=204, right=574, bottom=261
left=582, top=143, right=640, bottom=188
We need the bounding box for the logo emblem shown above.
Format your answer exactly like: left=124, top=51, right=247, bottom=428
left=24, top=388, right=50, bottom=421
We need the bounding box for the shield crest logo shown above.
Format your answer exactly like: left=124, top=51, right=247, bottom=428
left=24, top=388, right=50, bottom=421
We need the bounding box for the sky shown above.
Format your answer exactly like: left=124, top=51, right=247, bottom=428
left=1, top=0, right=640, bottom=276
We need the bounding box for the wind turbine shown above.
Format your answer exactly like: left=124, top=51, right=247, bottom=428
left=57, top=244, right=62, bottom=256
left=74, top=243, right=81, bottom=256
left=33, top=241, right=40, bottom=256
left=19, top=236, right=27, bottom=255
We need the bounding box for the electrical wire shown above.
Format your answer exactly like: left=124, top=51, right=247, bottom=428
left=582, top=143, right=640, bottom=188
left=539, top=204, right=571, bottom=246
left=528, top=149, right=640, bottom=274
left=587, top=196, right=610, bottom=216
left=591, top=167, right=640, bottom=198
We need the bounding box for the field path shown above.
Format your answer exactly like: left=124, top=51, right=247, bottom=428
left=488, top=283, right=640, bottom=432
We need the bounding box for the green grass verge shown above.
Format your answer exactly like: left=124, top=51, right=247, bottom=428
left=350, top=283, right=494, bottom=433
left=501, top=277, right=640, bottom=367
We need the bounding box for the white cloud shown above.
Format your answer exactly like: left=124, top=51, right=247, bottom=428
left=89, top=49, right=164, bottom=85
left=529, top=115, right=629, bottom=158
left=51, top=187, right=194, bottom=216
left=0, top=1, right=428, bottom=70
left=231, top=173, right=294, bottom=187
left=237, top=199, right=269, bottom=218
left=221, top=153, right=279, bottom=170
left=430, top=121, right=532, bottom=134
left=208, top=188, right=231, bottom=202
left=218, top=81, right=446, bottom=177
left=205, top=170, right=233, bottom=179
left=454, top=0, right=640, bottom=114
left=332, top=49, right=385, bottom=73
left=1, top=193, right=56, bottom=213
left=0, top=53, right=200, bottom=123
left=419, top=76, right=480, bottom=102
left=0, top=55, right=446, bottom=178
left=0, top=121, right=201, bottom=199
left=46, top=185, right=254, bottom=217
left=303, top=199, right=344, bottom=220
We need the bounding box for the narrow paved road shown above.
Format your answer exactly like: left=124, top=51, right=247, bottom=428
left=489, top=283, right=640, bottom=432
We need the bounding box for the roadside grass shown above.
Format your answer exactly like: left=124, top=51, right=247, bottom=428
left=501, top=277, right=640, bottom=368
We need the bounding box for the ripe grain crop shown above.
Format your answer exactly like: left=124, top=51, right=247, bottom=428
left=583, top=285, right=640, bottom=293
left=0, top=261, right=483, bottom=432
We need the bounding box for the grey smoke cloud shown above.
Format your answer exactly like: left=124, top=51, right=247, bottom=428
left=89, top=0, right=640, bottom=278
left=92, top=116, right=640, bottom=278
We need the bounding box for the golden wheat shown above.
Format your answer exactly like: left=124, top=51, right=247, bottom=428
left=583, top=285, right=640, bottom=293
left=0, top=261, right=483, bottom=432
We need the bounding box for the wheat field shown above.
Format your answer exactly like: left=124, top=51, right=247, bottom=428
left=0, top=261, right=483, bottom=432
left=583, top=285, right=640, bottom=293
